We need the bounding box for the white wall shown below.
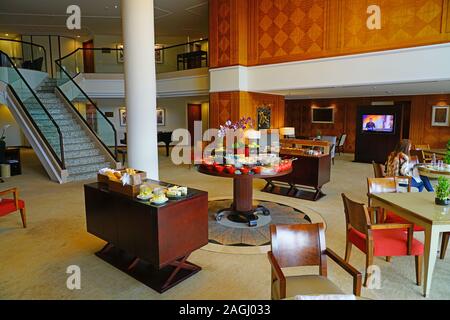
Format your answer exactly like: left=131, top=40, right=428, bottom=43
left=92, top=96, right=209, bottom=146
left=210, top=43, right=450, bottom=93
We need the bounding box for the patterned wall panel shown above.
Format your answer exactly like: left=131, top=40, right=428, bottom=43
left=210, top=0, right=450, bottom=68
left=216, top=0, right=232, bottom=66
left=342, top=0, right=446, bottom=50
left=256, top=0, right=326, bottom=64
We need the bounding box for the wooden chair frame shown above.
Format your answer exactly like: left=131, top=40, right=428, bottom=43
left=268, top=223, right=362, bottom=299
left=0, top=187, right=26, bottom=228
left=342, top=193, right=421, bottom=287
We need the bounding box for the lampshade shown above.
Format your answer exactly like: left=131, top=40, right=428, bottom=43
left=280, top=127, right=295, bottom=136
left=245, top=129, right=261, bottom=139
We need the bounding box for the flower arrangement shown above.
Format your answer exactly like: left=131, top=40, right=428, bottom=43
left=218, top=117, right=253, bottom=138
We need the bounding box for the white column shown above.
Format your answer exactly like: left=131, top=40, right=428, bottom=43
left=121, top=0, right=159, bottom=179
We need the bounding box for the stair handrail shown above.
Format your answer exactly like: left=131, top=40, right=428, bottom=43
left=55, top=86, right=118, bottom=161
left=0, top=38, right=48, bottom=73
left=0, top=50, right=65, bottom=169
left=54, top=60, right=118, bottom=160
left=55, top=38, right=209, bottom=75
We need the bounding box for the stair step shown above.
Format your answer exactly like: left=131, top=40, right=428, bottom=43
left=52, top=142, right=96, bottom=152
left=67, top=162, right=110, bottom=175
left=66, top=171, right=99, bottom=183
left=40, top=129, right=85, bottom=139
left=38, top=123, right=81, bottom=132
left=65, top=155, right=106, bottom=166
left=64, top=148, right=101, bottom=159
left=31, top=113, right=74, bottom=121
left=48, top=136, right=91, bottom=145
left=36, top=118, right=78, bottom=127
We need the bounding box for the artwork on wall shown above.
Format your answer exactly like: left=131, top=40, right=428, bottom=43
left=155, top=44, right=165, bottom=64
left=432, top=105, right=450, bottom=127
left=116, top=44, right=124, bottom=63
left=119, top=108, right=126, bottom=127
left=257, top=106, right=271, bottom=130
left=157, top=108, right=165, bottom=126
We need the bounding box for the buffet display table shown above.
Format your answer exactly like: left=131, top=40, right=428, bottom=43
left=263, top=153, right=331, bottom=201
left=197, top=165, right=292, bottom=226
left=84, top=181, right=208, bottom=293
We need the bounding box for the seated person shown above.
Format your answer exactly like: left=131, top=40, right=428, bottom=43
left=385, top=139, right=434, bottom=192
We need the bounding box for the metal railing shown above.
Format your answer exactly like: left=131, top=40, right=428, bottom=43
left=0, top=50, right=64, bottom=168
left=56, top=38, right=209, bottom=76
left=0, top=38, right=48, bottom=73
left=54, top=57, right=118, bottom=160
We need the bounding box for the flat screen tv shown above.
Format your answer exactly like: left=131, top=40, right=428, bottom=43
left=312, top=107, right=334, bottom=123
left=362, top=114, right=395, bottom=133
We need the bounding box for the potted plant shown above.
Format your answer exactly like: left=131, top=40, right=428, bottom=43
left=435, top=176, right=450, bottom=206
left=445, top=140, right=450, bottom=165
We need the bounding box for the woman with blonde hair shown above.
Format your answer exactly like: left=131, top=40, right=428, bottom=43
left=386, top=139, right=434, bottom=192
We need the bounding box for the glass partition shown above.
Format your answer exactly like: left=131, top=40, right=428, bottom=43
left=55, top=60, right=117, bottom=158
left=0, top=39, right=47, bottom=72
left=0, top=50, right=64, bottom=166
left=56, top=39, right=209, bottom=75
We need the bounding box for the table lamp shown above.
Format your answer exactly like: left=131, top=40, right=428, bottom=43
left=280, top=127, right=295, bottom=139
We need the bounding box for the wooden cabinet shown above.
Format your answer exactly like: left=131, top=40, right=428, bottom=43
left=263, top=154, right=331, bottom=201
left=84, top=182, right=208, bottom=293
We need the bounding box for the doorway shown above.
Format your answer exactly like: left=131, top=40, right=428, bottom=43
left=82, top=40, right=95, bottom=73
left=187, top=104, right=202, bottom=145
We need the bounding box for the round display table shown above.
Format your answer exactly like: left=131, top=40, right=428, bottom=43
left=197, top=166, right=292, bottom=226
left=417, top=164, right=450, bottom=179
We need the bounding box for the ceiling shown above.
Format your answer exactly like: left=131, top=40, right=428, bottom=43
left=0, top=0, right=209, bottom=39
left=268, top=80, right=450, bottom=100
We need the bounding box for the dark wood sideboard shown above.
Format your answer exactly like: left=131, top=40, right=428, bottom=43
left=84, top=181, right=208, bottom=293
left=262, top=154, right=331, bottom=201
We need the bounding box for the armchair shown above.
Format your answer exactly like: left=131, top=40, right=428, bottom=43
left=342, top=193, right=423, bottom=287
left=268, top=223, right=361, bottom=299
left=0, top=188, right=26, bottom=228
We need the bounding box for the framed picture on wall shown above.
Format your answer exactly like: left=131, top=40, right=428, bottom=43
left=119, top=108, right=126, bottom=127
left=431, top=105, right=449, bottom=126
left=116, top=44, right=124, bottom=63
left=156, top=108, right=165, bottom=126
left=155, top=44, right=165, bottom=64
left=257, top=106, right=271, bottom=130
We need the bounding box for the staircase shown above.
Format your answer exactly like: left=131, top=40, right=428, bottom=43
left=23, top=78, right=113, bottom=182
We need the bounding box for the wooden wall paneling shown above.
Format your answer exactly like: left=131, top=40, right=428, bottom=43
left=211, top=0, right=450, bottom=68
left=341, top=0, right=447, bottom=53
left=445, top=0, right=450, bottom=32
left=285, top=95, right=450, bottom=153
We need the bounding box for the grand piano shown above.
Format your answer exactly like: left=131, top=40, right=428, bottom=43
left=120, top=132, right=173, bottom=160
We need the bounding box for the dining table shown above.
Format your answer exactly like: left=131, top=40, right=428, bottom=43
left=370, top=192, right=450, bottom=297
left=417, top=164, right=450, bottom=179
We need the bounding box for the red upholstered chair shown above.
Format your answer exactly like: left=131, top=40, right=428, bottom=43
left=0, top=188, right=26, bottom=228
left=367, top=177, right=425, bottom=233
left=342, top=193, right=423, bottom=287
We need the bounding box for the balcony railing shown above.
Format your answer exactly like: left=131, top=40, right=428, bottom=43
left=0, top=38, right=48, bottom=73
left=57, top=39, right=208, bottom=77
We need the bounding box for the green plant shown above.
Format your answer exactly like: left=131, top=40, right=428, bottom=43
left=445, top=140, right=450, bottom=165
left=436, top=177, right=450, bottom=200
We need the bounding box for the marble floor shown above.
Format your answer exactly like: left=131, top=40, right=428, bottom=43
left=0, top=148, right=449, bottom=300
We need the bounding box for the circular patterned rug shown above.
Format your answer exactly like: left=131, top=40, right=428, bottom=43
left=208, top=199, right=312, bottom=247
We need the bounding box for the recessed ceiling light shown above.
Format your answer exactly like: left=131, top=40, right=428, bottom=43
left=5, top=33, right=9, bottom=36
